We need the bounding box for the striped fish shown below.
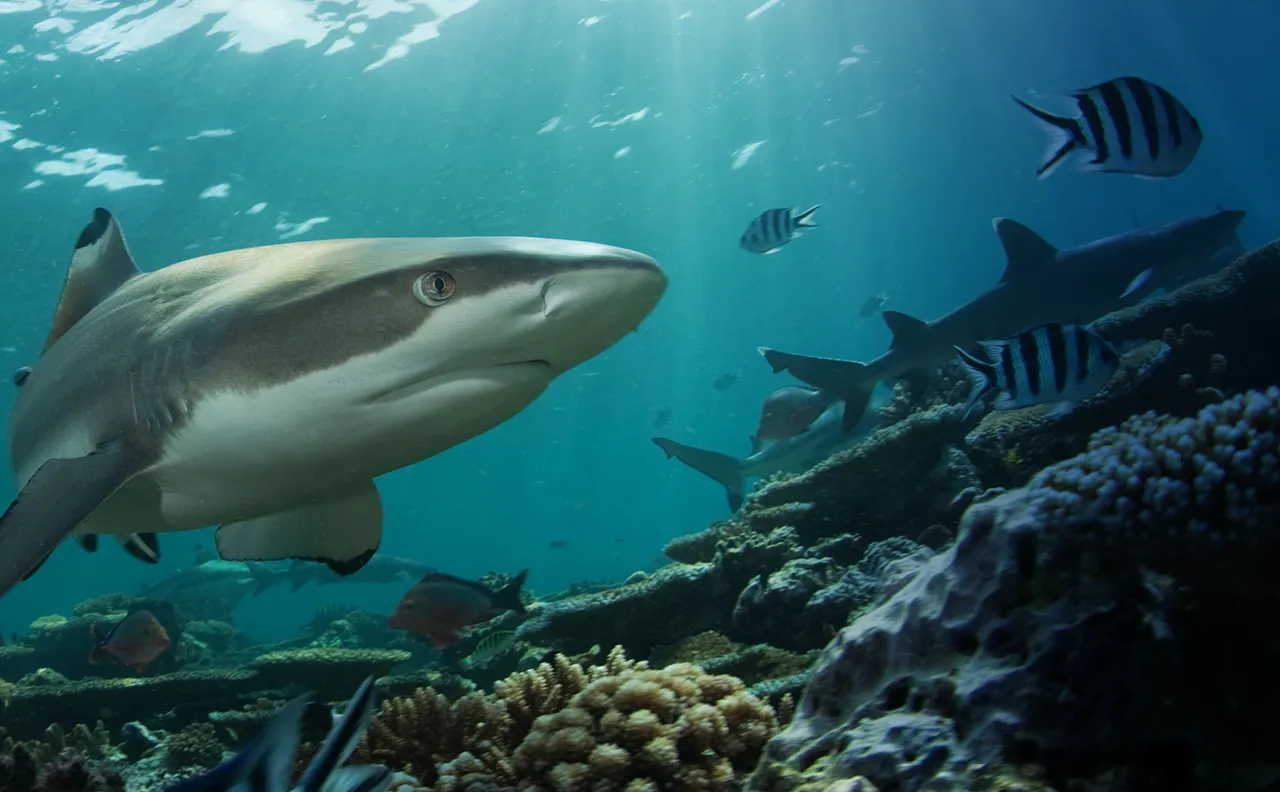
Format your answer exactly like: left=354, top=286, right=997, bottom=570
left=164, top=676, right=391, bottom=792
left=462, top=629, right=517, bottom=668
left=740, top=205, right=819, bottom=254
left=1013, top=77, right=1202, bottom=179
left=954, top=323, right=1120, bottom=420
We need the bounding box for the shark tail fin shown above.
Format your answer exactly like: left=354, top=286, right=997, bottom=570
left=954, top=346, right=997, bottom=421
left=492, top=569, right=529, bottom=616
left=1012, top=96, right=1084, bottom=179
left=652, top=438, right=749, bottom=512
left=757, top=347, right=875, bottom=433
left=246, top=561, right=282, bottom=596
left=794, top=205, right=819, bottom=228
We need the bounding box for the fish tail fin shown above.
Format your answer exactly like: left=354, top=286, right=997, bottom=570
left=652, top=437, right=749, bottom=512
left=493, top=569, right=529, bottom=616
left=246, top=561, right=282, bottom=596
left=794, top=205, right=820, bottom=227
left=757, top=347, right=875, bottom=433
left=296, top=676, right=382, bottom=792
left=1012, top=96, right=1083, bottom=179
left=955, top=346, right=997, bottom=421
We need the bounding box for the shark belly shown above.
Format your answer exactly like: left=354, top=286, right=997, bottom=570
left=80, top=357, right=554, bottom=533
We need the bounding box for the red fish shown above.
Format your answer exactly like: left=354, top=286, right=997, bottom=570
left=388, top=569, right=528, bottom=648
left=89, top=609, right=171, bottom=673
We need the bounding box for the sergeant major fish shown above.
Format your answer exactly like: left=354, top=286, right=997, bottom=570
left=956, top=322, right=1121, bottom=420
left=740, top=206, right=820, bottom=254
left=1013, top=76, right=1202, bottom=179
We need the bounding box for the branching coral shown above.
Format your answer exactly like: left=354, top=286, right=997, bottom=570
left=164, top=723, right=224, bottom=770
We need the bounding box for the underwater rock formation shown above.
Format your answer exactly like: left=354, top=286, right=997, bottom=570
left=747, top=389, right=1280, bottom=792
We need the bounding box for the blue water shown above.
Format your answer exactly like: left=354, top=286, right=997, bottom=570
left=0, top=0, right=1275, bottom=640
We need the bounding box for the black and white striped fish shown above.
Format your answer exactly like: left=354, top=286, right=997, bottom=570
left=740, top=205, right=819, bottom=254
left=954, top=323, right=1120, bottom=420
left=164, top=676, right=391, bottom=792
left=1013, top=77, right=1202, bottom=179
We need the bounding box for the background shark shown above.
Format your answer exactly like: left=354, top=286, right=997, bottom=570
left=0, top=208, right=666, bottom=599
left=247, top=554, right=437, bottom=594
left=760, top=209, right=1245, bottom=428
left=653, top=387, right=891, bottom=511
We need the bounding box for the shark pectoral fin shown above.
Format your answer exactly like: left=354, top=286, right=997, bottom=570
left=993, top=218, right=1058, bottom=282
left=215, top=480, right=383, bottom=575
left=43, top=208, right=141, bottom=355
left=882, top=311, right=927, bottom=348
left=0, top=438, right=143, bottom=597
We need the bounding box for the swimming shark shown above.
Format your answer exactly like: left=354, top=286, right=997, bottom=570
left=247, top=554, right=438, bottom=594
left=653, top=397, right=875, bottom=511
left=760, top=209, right=1245, bottom=429
left=0, top=208, right=666, bottom=599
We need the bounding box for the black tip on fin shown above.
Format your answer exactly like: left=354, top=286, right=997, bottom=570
left=12, top=367, right=31, bottom=388
left=326, top=548, right=376, bottom=576
left=494, top=569, right=529, bottom=615
left=77, top=533, right=99, bottom=553
left=75, top=208, right=114, bottom=251
left=123, top=533, right=160, bottom=564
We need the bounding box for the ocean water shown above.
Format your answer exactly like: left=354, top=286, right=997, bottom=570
left=0, top=0, right=1274, bottom=641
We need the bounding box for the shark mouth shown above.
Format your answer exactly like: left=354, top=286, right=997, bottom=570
left=368, top=360, right=553, bottom=405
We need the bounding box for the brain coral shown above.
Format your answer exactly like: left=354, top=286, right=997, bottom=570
left=510, top=662, right=776, bottom=792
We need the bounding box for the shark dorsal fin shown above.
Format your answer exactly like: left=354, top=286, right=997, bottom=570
left=43, top=208, right=140, bottom=354
left=993, top=218, right=1057, bottom=283
left=883, top=310, right=927, bottom=348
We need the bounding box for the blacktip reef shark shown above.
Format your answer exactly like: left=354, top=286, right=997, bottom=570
left=0, top=208, right=667, bottom=598
left=652, top=390, right=888, bottom=511
left=760, top=209, right=1245, bottom=430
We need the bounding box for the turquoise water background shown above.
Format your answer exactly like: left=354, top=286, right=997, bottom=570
left=0, top=0, right=1274, bottom=639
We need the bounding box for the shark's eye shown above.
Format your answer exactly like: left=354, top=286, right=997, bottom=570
left=414, top=271, right=455, bottom=306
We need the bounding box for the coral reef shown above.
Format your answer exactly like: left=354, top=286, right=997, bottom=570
left=748, top=391, right=1280, bottom=792
left=163, top=723, right=225, bottom=770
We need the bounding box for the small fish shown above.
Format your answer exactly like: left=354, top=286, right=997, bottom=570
left=858, top=292, right=890, bottom=318
left=955, top=323, right=1120, bottom=420
left=713, top=372, right=740, bottom=391
left=164, top=676, right=391, bottom=792
left=89, top=609, right=171, bottom=673
left=1014, top=77, right=1202, bottom=179
left=387, top=569, right=528, bottom=649
left=755, top=386, right=836, bottom=441
left=548, top=540, right=569, bottom=549
left=653, top=407, right=673, bottom=430
left=463, top=630, right=517, bottom=667
left=740, top=205, right=820, bottom=254
left=12, top=366, right=31, bottom=388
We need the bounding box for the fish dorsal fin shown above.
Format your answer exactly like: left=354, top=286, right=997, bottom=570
left=43, top=208, right=140, bottom=354
left=883, top=310, right=927, bottom=348
left=993, top=218, right=1058, bottom=283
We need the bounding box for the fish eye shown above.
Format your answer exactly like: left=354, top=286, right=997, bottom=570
left=414, top=271, right=455, bottom=306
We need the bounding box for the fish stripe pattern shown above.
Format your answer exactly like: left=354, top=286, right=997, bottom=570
left=1124, top=77, right=1161, bottom=160
left=1079, top=94, right=1110, bottom=164
left=1047, top=323, right=1068, bottom=393
left=1074, top=324, right=1092, bottom=382
left=1098, top=81, right=1132, bottom=159
left=1155, top=83, right=1184, bottom=147
left=1018, top=330, right=1041, bottom=397
left=1000, top=344, right=1018, bottom=400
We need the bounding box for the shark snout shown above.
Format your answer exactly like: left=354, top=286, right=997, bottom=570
left=534, top=248, right=667, bottom=370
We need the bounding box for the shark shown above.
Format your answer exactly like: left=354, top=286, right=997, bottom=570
left=652, top=394, right=885, bottom=511
left=0, top=208, right=667, bottom=599
left=760, top=209, right=1246, bottom=429
left=246, top=554, right=438, bottom=594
